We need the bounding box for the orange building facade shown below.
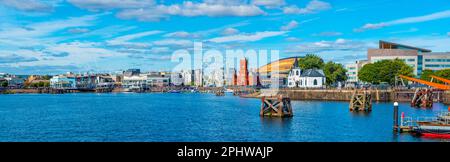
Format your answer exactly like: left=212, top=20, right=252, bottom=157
left=238, top=58, right=249, bottom=86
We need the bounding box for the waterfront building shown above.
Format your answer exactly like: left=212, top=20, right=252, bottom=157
left=0, top=73, right=25, bottom=88
left=95, top=74, right=115, bottom=89
left=238, top=58, right=249, bottom=86
left=50, top=75, right=77, bottom=89
left=194, top=69, right=203, bottom=87
left=75, top=74, right=97, bottom=90
left=212, top=67, right=225, bottom=87
left=344, top=60, right=369, bottom=85
left=248, top=69, right=260, bottom=86
left=122, top=74, right=147, bottom=91
left=146, top=72, right=170, bottom=87
left=124, top=69, right=140, bottom=77
left=226, top=68, right=237, bottom=86
left=258, top=57, right=301, bottom=87
left=182, top=70, right=194, bottom=86
left=367, top=40, right=450, bottom=76
left=111, top=74, right=123, bottom=86
left=170, top=72, right=184, bottom=86
left=287, top=58, right=326, bottom=88
left=287, top=58, right=301, bottom=87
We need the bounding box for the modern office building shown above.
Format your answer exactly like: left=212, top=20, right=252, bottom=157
left=344, top=60, right=369, bottom=84
left=346, top=40, right=450, bottom=83
left=367, top=40, right=450, bottom=76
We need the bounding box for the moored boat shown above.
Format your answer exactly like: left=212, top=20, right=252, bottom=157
left=413, top=112, right=450, bottom=138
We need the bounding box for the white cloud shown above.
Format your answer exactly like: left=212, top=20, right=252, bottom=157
left=107, top=30, right=162, bottom=48
left=389, top=28, right=418, bottom=34
left=68, top=0, right=155, bottom=11
left=280, top=20, right=298, bottom=31
left=356, top=10, right=450, bottom=32
left=116, top=1, right=266, bottom=21
left=0, top=0, right=53, bottom=12
left=164, top=31, right=200, bottom=38
left=221, top=28, right=240, bottom=35
left=0, top=14, right=99, bottom=47
left=68, top=28, right=90, bottom=34
left=208, top=31, right=287, bottom=43
left=109, top=30, right=162, bottom=43
left=153, top=39, right=192, bottom=47
left=283, top=0, right=331, bottom=14
left=313, top=31, right=342, bottom=37
left=285, top=37, right=301, bottom=42
left=203, top=0, right=245, bottom=5
left=252, top=0, right=285, bottom=8
left=286, top=38, right=372, bottom=53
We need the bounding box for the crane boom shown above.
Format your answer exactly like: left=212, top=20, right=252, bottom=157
left=430, top=75, right=450, bottom=84
left=399, top=75, right=450, bottom=90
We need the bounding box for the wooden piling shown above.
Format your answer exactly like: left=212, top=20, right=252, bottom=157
left=349, top=89, right=372, bottom=112
left=260, top=95, right=293, bottom=117
left=410, top=88, right=433, bottom=108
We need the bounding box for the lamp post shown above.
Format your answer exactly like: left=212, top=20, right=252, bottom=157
left=393, top=102, right=399, bottom=132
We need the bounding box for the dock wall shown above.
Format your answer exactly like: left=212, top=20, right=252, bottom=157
left=276, top=89, right=392, bottom=102
left=261, top=89, right=444, bottom=102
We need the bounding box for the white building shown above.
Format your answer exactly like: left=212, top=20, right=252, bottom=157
left=345, top=60, right=369, bottom=84
left=194, top=69, right=203, bottom=87
left=182, top=70, right=194, bottom=86
left=287, top=59, right=326, bottom=88
left=122, top=74, right=147, bottom=91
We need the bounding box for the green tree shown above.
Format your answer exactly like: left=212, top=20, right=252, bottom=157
left=42, top=75, right=52, bottom=80
left=434, top=69, right=450, bottom=79
left=298, top=54, right=324, bottom=69
left=420, top=69, right=450, bottom=83
left=420, top=69, right=435, bottom=81
left=358, top=59, right=414, bottom=84
left=1, top=81, right=8, bottom=88
left=323, top=61, right=347, bottom=85
left=43, top=82, right=50, bottom=87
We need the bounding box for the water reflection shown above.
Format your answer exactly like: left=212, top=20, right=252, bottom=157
left=350, top=111, right=372, bottom=117
left=260, top=117, right=293, bottom=129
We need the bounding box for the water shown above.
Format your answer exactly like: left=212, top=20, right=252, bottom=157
left=0, top=93, right=448, bottom=142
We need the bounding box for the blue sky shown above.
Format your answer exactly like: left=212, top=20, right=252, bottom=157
left=0, top=0, right=449, bottom=74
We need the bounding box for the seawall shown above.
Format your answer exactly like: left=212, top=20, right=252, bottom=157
left=278, top=89, right=392, bottom=102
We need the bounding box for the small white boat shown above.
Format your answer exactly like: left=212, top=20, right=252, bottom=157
left=225, top=89, right=234, bottom=93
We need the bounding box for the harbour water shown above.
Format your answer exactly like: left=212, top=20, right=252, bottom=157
left=0, top=93, right=448, bottom=142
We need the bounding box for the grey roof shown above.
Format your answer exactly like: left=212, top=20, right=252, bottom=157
left=300, top=69, right=325, bottom=77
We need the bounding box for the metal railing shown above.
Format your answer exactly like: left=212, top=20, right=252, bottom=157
left=401, top=111, right=450, bottom=127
